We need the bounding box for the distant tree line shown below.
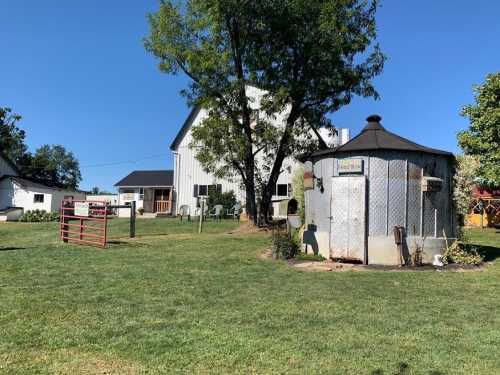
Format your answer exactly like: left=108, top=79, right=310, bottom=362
left=0, top=107, right=81, bottom=190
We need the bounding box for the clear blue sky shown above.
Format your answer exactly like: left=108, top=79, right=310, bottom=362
left=1, top=0, right=499, bottom=191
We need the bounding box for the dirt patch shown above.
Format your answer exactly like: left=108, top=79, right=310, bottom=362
left=261, top=249, right=488, bottom=272
left=227, top=222, right=271, bottom=235
left=0, top=349, right=144, bottom=374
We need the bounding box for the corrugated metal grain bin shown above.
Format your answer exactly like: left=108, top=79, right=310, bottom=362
left=303, top=115, right=456, bottom=265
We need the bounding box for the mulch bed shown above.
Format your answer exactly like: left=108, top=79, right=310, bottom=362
left=261, top=249, right=488, bottom=272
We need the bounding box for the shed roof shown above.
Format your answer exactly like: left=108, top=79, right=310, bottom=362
left=114, top=170, right=174, bottom=187
left=0, top=175, right=86, bottom=193
left=307, top=115, right=453, bottom=159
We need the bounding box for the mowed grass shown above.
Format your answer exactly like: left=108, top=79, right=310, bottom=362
left=0, top=220, right=499, bottom=374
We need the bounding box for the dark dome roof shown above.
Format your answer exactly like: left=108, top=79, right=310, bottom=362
left=309, top=115, right=453, bottom=158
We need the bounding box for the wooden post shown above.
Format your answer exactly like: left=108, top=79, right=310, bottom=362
left=130, top=201, right=136, bottom=238
left=79, top=218, right=83, bottom=240
left=480, top=200, right=484, bottom=230
left=198, top=199, right=204, bottom=234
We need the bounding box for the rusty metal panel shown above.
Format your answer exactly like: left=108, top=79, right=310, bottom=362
left=368, top=156, right=387, bottom=236
left=330, top=176, right=366, bottom=261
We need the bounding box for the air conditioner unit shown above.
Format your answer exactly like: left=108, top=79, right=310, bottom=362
left=422, top=176, right=443, bottom=192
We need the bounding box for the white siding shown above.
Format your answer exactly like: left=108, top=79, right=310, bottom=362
left=117, top=188, right=143, bottom=217
left=0, top=178, right=85, bottom=212
left=0, top=178, right=14, bottom=208
left=173, top=86, right=350, bottom=216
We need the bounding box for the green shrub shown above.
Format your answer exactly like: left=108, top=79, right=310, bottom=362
left=296, top=253, right=325, bottom=261
left=272, top=231, right=299, bottom=259
left=19, top=209, right=59, bottom=222
left=442, top=241, right=484, bottom=265
left=137, top=207, right=145, bottom=215
left=207, top=189, right=238, bottom=213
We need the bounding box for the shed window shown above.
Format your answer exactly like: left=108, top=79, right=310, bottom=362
left=139, top=188, right=144, bottom=200
left=277, top=184, right=288, bottom=196
left=34, top=194, right=44, bottom=203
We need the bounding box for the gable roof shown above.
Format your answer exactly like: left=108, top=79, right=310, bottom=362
left=114, top=170, right=174, bottom=187
left=0, top=151, right=20, bottom=176
left=307, top=115, right=453, bottom=159
left=170, top=106, right=201, bottom=151
left=0, top=175, right=86, bottom=193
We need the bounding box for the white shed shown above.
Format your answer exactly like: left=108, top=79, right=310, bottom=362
left=0, top=175, right=86, bottom=220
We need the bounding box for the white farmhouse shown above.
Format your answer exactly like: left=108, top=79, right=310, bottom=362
left=170, top=86, right=349, bottom=217
left=0, top=152, right=85, bottom=221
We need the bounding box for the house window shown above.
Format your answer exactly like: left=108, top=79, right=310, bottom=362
left=193, top=184, right=222, bottom=197
left=34, top=194, right=44, bottom=203
left=139, top=188, right=144, bottom=200
left=198, top=185, right=208, bottom=196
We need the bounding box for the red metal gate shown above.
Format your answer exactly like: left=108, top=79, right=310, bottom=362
left=60, top=199, right=108, bottom=248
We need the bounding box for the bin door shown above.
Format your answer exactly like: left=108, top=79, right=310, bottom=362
left=330, top=176, right=366, bottom=262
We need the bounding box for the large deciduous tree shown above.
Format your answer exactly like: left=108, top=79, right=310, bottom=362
left=24, top=145, right=82, bottom=190
left=0, top=107, right=81, bottom=189
left=145, top=0, right=384, bottom=224
left=458, top=72, right=500, bottom=186
left=0, top=107, right=29, bottom=165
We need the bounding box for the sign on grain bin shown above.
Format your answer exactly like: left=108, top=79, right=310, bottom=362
left=338, top=158, right=364, bottom=174
left=74, top=202, right=89, bottom=217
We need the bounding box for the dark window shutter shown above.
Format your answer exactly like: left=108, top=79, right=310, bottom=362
left=193, top=184, right=199, bottom=197
left=216, top=184, right=222, bottom=194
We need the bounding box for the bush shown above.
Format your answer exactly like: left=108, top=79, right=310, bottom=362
left=272, top=230, right=300, bottom=259
left=207, top=189, right=238, bottom=213
left=137, top=207, right=144, bottom=215
left=19, top=209, right=59, bottom=222
left=296, top=253, right=325, bottom=261
left=442, top=241, right=484, bottom=265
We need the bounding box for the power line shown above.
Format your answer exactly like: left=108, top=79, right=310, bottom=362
left=81, top=153, right=166, bottom=168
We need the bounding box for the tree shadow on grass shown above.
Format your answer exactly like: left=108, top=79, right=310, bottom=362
left=106, top=240, right=152, bottom=249
left=476, top=245, right=500, bottom=262
left=0, top=247, right=28, bottom=252
left=371, top=363, right=446, bottom=375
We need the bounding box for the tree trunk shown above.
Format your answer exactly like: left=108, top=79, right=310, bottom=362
left=258, top=112, right=296, bottom=225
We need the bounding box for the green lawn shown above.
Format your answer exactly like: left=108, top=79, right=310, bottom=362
left=0, top=220, right=499, bottom=374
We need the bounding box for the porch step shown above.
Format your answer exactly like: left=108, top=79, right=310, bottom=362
left=155, top=212, right=172, bottom=218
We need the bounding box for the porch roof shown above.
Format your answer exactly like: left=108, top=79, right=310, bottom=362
left=114, top=170, right=174, bottom=187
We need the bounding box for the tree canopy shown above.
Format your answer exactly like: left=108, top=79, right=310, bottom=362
left=24, top=145, right=82, bottom=190
left=146, top=0, right=384, bottom=223
left=0, top=106, right=81, bottom=189
left=0, top=107, right=29, bottom=165
left=458, top=72, right=500, bottom=186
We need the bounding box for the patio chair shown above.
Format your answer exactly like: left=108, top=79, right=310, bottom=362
left=226, top=203, right=241, bottom=221
left=194, top=204, right=208, bottom=219
left=209, top=204, right=224, bottom=221
left=178, top=205, right=191, bottom=221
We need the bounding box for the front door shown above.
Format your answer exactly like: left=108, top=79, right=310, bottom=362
left=154, top=189, right=171, bottom=213
left=330, top=176, right=367, bottom=263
